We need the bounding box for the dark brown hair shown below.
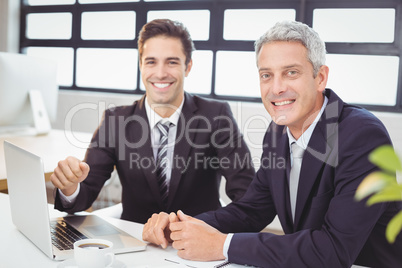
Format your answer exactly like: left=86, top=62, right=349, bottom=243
left=138, top=19, right=195, bottom=67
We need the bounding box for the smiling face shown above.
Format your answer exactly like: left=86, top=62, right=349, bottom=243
left=258, top=41, right=329, bottom=139
left=140, top=36, right=192, bottom=115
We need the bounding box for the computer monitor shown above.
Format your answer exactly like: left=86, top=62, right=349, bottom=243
left=0, top=52, right=58, bottom=135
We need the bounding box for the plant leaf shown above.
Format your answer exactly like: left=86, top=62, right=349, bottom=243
left=367, top=187, right=402, bottom=206
left=386, top=210, right=402, bottom=243
left=355, top=171, right=395, bottom=201
left=369, top=145, right=402, bottom=173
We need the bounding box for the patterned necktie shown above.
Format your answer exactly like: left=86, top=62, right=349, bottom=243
left=289, top=142, right=305, bottom=222
left=156, top=122, right=171, bottom=208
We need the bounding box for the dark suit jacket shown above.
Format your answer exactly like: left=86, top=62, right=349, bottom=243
left=197, top=89, right=402, bottom=268
left=55, top=92, right=254, bottom=224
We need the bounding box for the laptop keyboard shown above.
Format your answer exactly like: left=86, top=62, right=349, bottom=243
left=50, top=220, right=88, bottom=251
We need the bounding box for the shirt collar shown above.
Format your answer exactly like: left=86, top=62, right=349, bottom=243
left=287, top=95, right=329, bottom=150
left=145, top=96, right=184, bottom=129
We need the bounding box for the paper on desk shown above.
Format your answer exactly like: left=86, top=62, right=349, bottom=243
left=164, top=256, right=245, bottom=268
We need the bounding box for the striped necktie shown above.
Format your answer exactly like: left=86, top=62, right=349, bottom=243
left=156, top=122, right=171, bottom=208
left=289, top=142, right=304, bottom=222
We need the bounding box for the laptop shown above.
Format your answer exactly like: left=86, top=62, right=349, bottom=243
left=4, top=141, right=146, bottom=261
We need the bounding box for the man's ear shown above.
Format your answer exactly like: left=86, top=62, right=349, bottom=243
left=316, top=65, right=329, bottom=93
left=185, top=59, right=193, bottom=77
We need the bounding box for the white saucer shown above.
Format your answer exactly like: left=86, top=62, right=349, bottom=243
left=58, top=258, right=127, bottom=268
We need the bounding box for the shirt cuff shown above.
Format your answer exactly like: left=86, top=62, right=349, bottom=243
left=58, top=183, right=80, bottom=207
left=223, top=233, right=234, bottom=259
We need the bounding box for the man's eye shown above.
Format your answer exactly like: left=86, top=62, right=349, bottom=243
left=288, top=70, right=297, bottom=76
left=261, top=74, right=270, bottom=79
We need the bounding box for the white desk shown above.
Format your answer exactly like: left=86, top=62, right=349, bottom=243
left=0, top=130, right=92, bottom=191
left=0, top=193, right=235, bottom=268
left=0, top=193, right=369, bottom=268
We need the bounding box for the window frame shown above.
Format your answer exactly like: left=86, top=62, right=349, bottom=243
left=19, top=0, right=402, bottom=112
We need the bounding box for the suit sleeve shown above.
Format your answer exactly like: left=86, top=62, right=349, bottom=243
left=212, top=102, right=255, bottom=202
left=54, top=109, right=116, bottom=213
left=199, top=115, right=395, bottom=267
left=197, top=163, right=277, bottom=234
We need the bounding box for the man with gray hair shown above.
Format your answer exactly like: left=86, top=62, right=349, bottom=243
left=143, top=21, right=402, bottom=267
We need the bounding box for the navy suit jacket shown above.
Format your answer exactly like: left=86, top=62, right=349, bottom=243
left=198, top=89, right=402, bottom=268
left=55, top=92, right=255, bottom=224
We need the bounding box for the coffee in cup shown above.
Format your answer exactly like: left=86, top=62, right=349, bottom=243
left=78, top=243, right=110, bottom=249
left=74, top=239, right=115, bottom=268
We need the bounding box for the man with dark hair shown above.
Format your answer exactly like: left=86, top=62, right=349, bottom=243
left=50, top=19, right=254, bottom=224
left=143, top=21, right=402, bottom=267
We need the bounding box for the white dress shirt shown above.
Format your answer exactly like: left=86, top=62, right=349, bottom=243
left=58, top=96, right=184, bottom=205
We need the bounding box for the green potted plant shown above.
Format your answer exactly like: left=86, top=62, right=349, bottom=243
left=355, top=145, right=402, bottom=243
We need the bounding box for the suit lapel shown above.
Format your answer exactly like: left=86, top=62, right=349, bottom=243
left=167, top=93, right=198, bottom=208
left=293, top=126, right=327, bottom=229
left=270, top=125, right=294, bottom=234
left=293, top=89, right=344, bottom=229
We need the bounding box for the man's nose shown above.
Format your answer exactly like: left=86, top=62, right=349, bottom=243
left=271, top=76, right=286, bottom=95
left=155, top=63, right=168, bottom=78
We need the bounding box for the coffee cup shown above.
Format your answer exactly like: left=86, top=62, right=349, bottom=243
left=74, top=239, right=115, bottom=268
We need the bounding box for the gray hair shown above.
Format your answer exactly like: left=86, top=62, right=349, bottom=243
left=255, top=21, right=326, bottom=77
